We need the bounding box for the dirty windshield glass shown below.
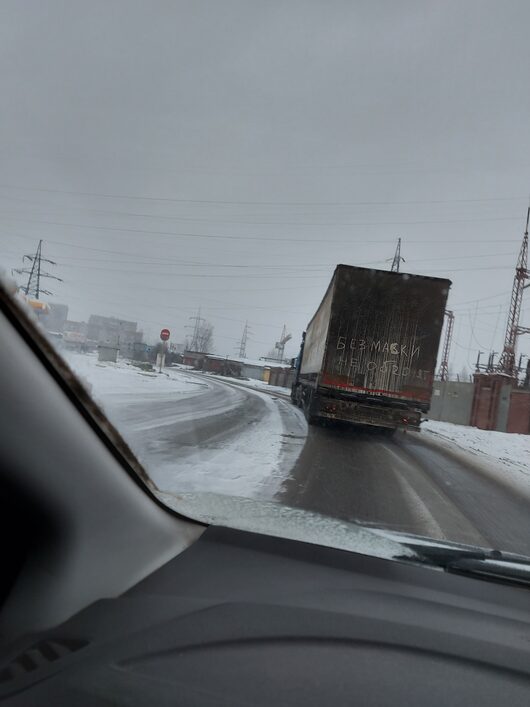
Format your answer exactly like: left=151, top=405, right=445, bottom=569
left=1, top=1, right=530, bottom=559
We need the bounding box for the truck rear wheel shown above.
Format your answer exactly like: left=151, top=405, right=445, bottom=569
left=305, top=410, right=318, bottom=425
left=291, top=385, right=302, bottom=408
left=303, top=390, right=318, bottom=425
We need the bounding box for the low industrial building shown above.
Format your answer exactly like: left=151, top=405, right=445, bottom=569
left=182, top=351, right=289, bottom=383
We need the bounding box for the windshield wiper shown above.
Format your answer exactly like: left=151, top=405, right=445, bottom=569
left=445, top=556, right=530, bottom=587
left=402, top=540, right=530, bottom=587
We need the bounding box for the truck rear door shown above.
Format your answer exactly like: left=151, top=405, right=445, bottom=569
left=320, top=266, right=450, bottom=408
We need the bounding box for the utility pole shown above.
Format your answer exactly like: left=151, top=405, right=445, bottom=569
left=187, top=307, right=205, bottom=351
left=237, top=321, right=250, bottom=359
left=390, top=237, right=405, bottom=273
left=14, top=239, right=62, bottom=299
left=438, top=310, right=454, bottom=381
left=497, top=207, right=530, bottom=376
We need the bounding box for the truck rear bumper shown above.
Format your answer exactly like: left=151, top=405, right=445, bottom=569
left=314, top=395, right=421, bottom=431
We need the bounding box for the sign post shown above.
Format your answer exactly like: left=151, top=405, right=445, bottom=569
left=157, top=328, right=170, bottom=372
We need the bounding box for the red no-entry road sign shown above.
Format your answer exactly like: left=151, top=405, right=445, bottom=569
left=160, top=328, right=170, bottom=341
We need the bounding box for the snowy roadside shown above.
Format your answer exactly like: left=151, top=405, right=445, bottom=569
left=217, top=375, right=292, bottom=397
left=185, top=368, right=292, bottom=397
left=150, top=389, right=299, bottom=499
left=63, top=352, right=208, bottom=407
left=423, top=420, right=530, bottom=496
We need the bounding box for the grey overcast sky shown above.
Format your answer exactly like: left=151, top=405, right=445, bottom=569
left=0, top=0, right=529, bottom=370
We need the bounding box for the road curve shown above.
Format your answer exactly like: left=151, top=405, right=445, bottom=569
left=99, top=370, right=306, bottom=496
left=105, top=374, right=271, bottom=466
left=99, top=368, right=530, bottom=557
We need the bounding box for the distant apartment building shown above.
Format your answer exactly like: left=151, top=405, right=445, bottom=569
left=87, top=314, right=142, bottom=357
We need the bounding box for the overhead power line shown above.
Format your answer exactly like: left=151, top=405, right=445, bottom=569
left=0, top=215, right=524, bottom=245
left=0, top=196, right=524, bottom=227
left=53, top=250, right=520, bottom=267
left=0, top=183, right=526, bottom=206
left=63, top=291, right=307, bottom=331
left=0, top=213, right=524, bottom=237
left=57, top=263, right=517, bottom=280
left=5, top=231, right=522, bottom=256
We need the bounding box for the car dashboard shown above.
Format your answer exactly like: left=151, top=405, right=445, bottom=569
left=1, top=526, right=529, bottom=706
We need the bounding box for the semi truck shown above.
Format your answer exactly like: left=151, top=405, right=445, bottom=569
left=291, top=264, right=451, bottom=431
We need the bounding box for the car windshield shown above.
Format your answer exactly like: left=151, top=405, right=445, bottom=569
left=1, top=1, right=530, bottom=561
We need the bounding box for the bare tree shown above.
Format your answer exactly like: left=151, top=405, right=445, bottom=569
left=195, top=321, right=214, bottom=353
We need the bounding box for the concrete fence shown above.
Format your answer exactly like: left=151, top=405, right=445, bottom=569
left=430, top=374, right=530, bottom=435
left=429, top=381, right=474, bottom=426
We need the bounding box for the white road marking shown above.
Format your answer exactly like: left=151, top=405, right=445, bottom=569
left=381, top=444, right=446, bottom=540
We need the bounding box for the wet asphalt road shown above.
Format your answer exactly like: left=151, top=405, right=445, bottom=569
left=105, top=370, right=530, bottom=557
left=278, top=420, right=530, bottom=556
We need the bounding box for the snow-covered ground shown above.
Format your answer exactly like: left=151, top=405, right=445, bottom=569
left=62, top=352, right=306, bottom=500
left=151, top=389, right=293, bottom=499
left=64, top=352, right=205, bottom=404
left=423, top=420, right=530, bottom=494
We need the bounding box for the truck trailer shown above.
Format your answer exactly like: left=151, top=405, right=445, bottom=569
left=291, top=264, right=451, bottom=431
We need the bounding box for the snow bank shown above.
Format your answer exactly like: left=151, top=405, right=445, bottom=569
left=151, top=389, right=292, bottom=499
left=63, top=352, right=207, bottom=405
left=232, top=377, right=291, bottom=397
left=423, top=420, right=530, bottom=494
left=202, top=371, right=291, bottom=397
